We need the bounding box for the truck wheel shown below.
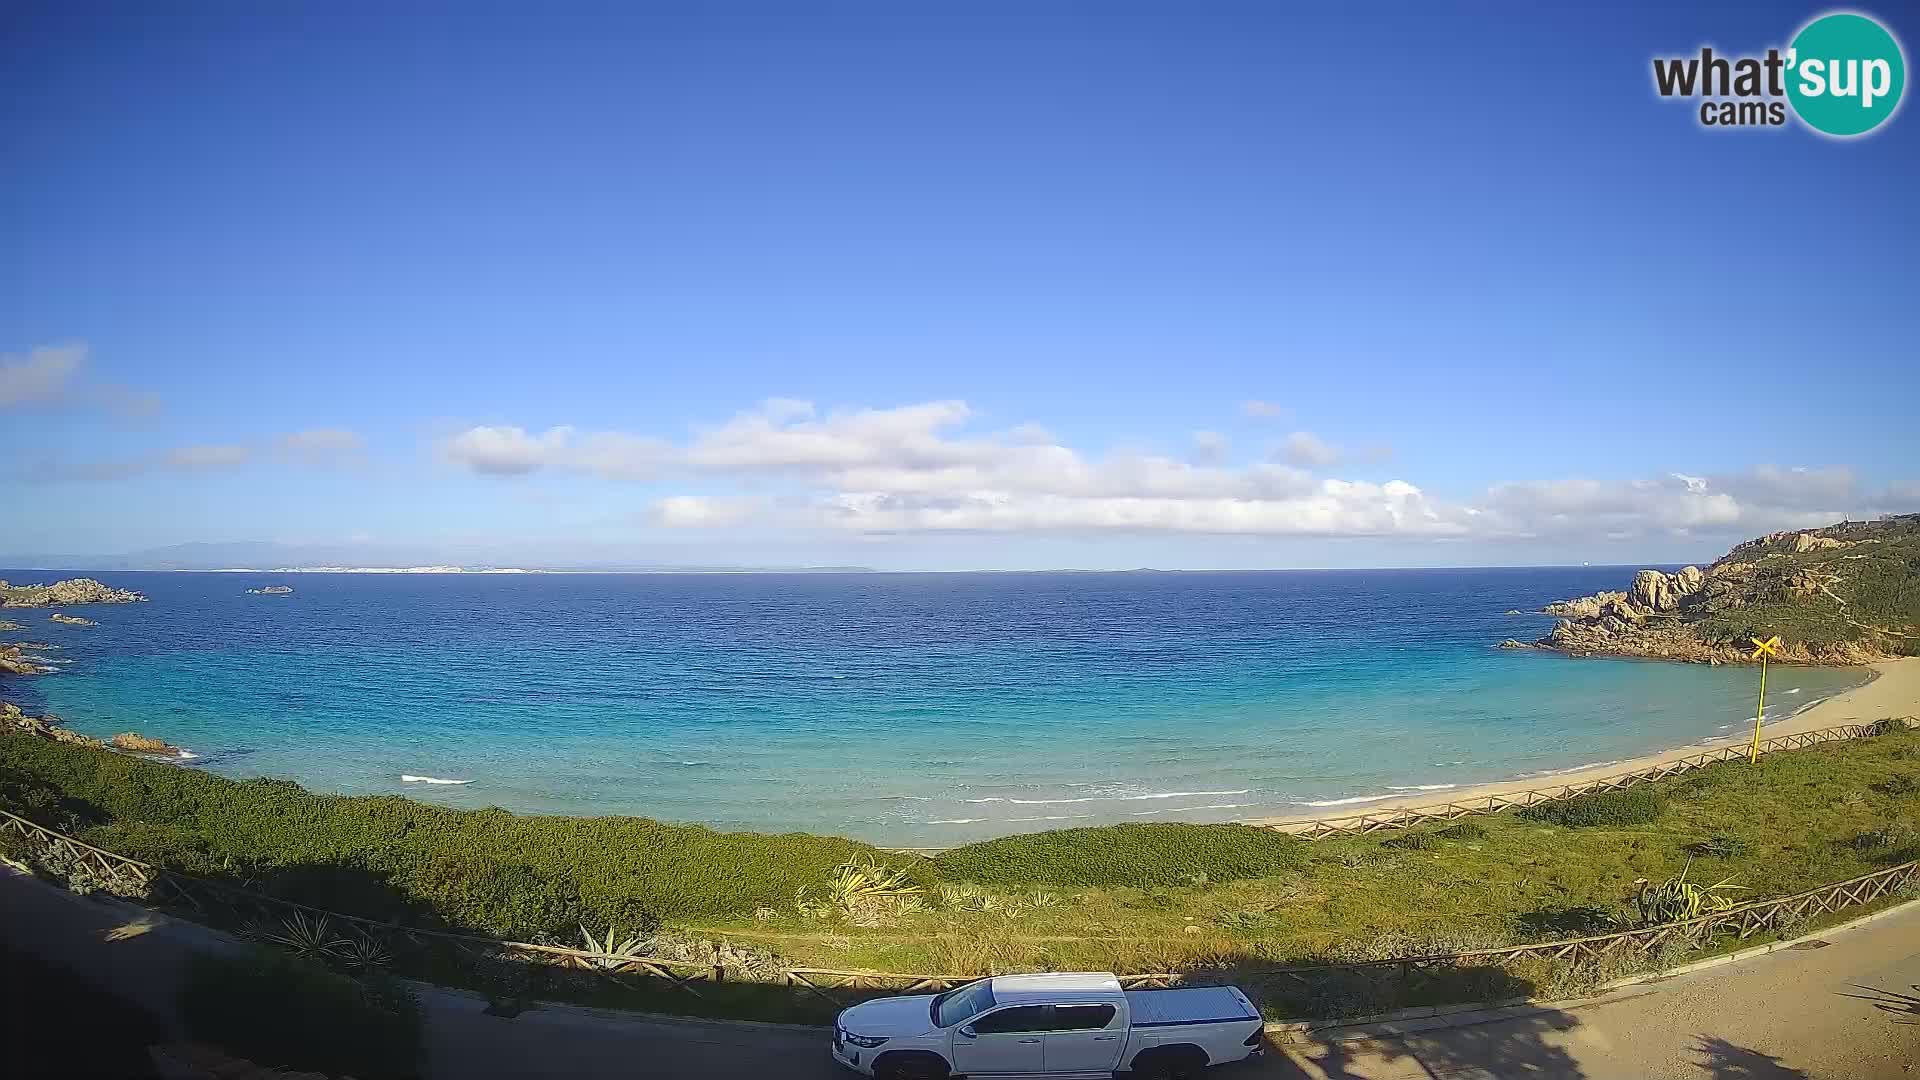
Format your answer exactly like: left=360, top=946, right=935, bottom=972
left=873, top=1051, right=951, bottom=1080
left=1127, top=1045, right=1209, bottom=1080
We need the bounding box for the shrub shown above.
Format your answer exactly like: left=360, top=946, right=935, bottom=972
left=1871, top=774, right=1920, bottom=797
left=1686, top=835, right=1751, bottom=859
left=1519, top=788, right=1664, bottom=828
left=0, top=734, right=924, bottom=933
left=1433, top=820, right=1489, bottom=842
left=180, top=948, right=421, bottom=1080
left=935, top=823, right=1307, bottom=888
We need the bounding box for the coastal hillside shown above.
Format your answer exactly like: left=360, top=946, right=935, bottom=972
left=1520, top=515, right=1920, bottom=664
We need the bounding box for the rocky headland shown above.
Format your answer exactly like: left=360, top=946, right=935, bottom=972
left=0, top=578, right=146, bottom=607
left=1509, top=515, right=1920, bottom=665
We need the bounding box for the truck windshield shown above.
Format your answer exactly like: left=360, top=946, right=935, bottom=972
left=931, top=979, right=997, bottom=1027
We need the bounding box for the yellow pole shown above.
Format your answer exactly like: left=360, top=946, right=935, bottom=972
left=1748, top=653, right=1769, bottom=763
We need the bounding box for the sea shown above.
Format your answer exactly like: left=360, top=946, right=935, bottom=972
left=0, top=568, right=1869, bottom=847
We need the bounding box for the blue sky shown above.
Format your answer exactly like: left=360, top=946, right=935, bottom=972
left=3, top=2, right=1916, bottom=569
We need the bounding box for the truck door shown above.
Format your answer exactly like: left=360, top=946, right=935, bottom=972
left=951, top=1004, right=1051, bottom=1075
left=1042, top=1003, right=1125, bottom=1073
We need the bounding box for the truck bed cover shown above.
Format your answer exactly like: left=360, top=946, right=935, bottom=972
left=1122, top=986, right=1258, bottom=1028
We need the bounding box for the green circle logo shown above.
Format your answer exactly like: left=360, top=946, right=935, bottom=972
left=1787, top=12, right=1906, bottom=137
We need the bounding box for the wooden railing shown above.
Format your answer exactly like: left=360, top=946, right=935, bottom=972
left=1274, top=719, right=1914, bottom=840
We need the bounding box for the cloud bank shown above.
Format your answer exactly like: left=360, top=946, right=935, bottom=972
left=439, top=400, right=1916, bottom=542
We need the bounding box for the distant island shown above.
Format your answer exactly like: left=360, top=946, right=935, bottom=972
left=246, top=585, right=295, bottom=594
left=1504, top=514, right=1920, bottom=665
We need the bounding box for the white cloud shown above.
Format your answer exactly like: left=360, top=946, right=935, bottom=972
left=0, top=343, right=160, bottom=416
left=650, top=495, right=765, bottom=527
left=276, top=427, right=366, bottom=464
left=1190, top=430, right=1228, bottom=465
left=1279, top=431, right=1341, bottom=468
left=163, top=444, right=252, bottom=470
left=440, top=425, right=580, bottom=475
left=437, top=398, right=1920, bottom=543
left=1241, top=399, right=1287, bottom=419
left=0, top=344, right=83, bottom=406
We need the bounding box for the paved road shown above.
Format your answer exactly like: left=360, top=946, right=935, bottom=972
left=4, top=867, right=1916, bottom=1078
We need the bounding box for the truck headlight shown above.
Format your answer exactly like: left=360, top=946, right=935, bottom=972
left=842, top=1032, right=888, bottom=1048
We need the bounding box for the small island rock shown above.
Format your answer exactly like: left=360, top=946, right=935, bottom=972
left=49, top=613, right=97, bottom=627
left=110, top=731, right=182, bottom=755
left=247, top=585, right=295, bottom=595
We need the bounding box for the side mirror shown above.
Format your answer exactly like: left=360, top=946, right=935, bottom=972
left=958, top=1025, right=977, bottom=1039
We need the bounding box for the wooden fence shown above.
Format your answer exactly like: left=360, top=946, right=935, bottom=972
left=1275, top=719, right=1913, bottom=840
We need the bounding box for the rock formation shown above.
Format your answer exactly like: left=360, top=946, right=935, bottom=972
left=247, top=585, right=294, bottom=595
left=110, top=731, right=184, bottom=756
left=1518, top=517, right=1920, bottom=666
left=49, top=613, right=97, bottom=626
left=0, top=645, right=49, bottom=676
left=2, top=701, right=105, bottom=749
left=0, top=619, right=23, bottom=631
left=0, top=578, right=146, bottom=607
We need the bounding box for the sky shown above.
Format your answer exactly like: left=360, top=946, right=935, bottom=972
left=3, top=2, right=1917, bottom=570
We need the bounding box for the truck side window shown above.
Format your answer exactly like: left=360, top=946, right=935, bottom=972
left=1049, top=1004, right=1118, bottom=1030
left=972, top=1005, right=1054, bottom=1034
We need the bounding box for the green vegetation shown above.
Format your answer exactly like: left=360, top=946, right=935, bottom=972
left=3, top=721, right=1918, bottom=1024
left=1693, top=515, right=1920, bottom=653
left=180, top=948, right=421, bottom=1080
left=932, top=821, right=1307, bottom=887
left=0, top=733, right=921, bottom=934
left=1517, top=787, right=1664, bottom=828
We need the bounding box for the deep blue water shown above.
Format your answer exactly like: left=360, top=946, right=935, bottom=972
left=0, top=569, right=1867, bottom=845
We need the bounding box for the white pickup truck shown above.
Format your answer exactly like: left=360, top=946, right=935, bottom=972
left=830, top=971, right=1264, bottom=1079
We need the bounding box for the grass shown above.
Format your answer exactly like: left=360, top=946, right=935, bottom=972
left=3, top=720, right=1918, bottom=1024
left=932, top=822, right=1307, bottom=887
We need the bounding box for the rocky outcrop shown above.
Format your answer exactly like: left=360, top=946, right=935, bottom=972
left=0, top=645, right=50, bottom=676
left=1543, top=591, right=1627, bottom=618
left=110, top=731, right=184, bottom=756
left=1517, top=515, right=1920, bottom=666
left=0, top=578, right=146, bottom=607
left=0, top=619, right=23, bottom=631
left=2, top=701, right=105, bottom=749
left=247, top=585, right=294, bottom=595
left=1629, top=565, right=1705, bottom=612
left=1497, top=639, right=1539, bottom=649
left=49, top=613, right=97, bottom=626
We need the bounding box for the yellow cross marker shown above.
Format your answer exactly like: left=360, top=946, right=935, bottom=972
left=1748, top=636, right=1782, bottom=763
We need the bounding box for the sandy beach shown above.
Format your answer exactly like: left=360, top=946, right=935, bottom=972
left=1246, top=655, right=1920, bottom=830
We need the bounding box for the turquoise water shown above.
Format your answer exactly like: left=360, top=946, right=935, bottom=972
left=0, top=568, right=1867, bottom=846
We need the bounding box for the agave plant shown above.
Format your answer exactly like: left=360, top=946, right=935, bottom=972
left=820, top=859, right=921, bottom=913
left=257, top=910, right=345, bottom=960
left=333, top=932, right=393, bottom=972
left=578, top=924, right=652, bottom=971
left=1635, top=860, right=1747, bottom=926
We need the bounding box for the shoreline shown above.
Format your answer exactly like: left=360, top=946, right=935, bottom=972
left=1243, top=655, right=1920, bottom=829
